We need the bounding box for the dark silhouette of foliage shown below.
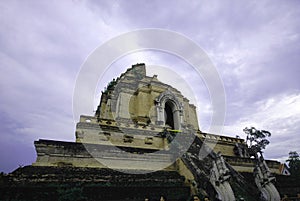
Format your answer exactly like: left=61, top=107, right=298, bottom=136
left=243, top=127, right=271, bottom=158
left=286, top=151, right=300, bottom=177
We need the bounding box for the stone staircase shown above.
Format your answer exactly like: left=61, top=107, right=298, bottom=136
left=181, top=135, right=262, bottom=201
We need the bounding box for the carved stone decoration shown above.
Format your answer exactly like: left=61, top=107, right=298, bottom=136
left=144, top=137, right=153, bottom=145
left=253, top=155, right=280, bottom=201
left=123, top=134, right=134, bottom=143
left=181, top=137, right=237, bottom=201
left=209, top=152, right=236, bottom=201
left=155, top=89, right=182, bottom=108
left=234, top=143, right=249, bottom=158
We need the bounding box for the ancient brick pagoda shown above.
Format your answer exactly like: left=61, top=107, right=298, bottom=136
left=1, top=64, right=283, bottom=201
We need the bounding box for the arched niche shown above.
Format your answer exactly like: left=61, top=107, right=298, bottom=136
left=155, top=90, right=183, bottom=130
left=165, top=101, right=174, bottom=129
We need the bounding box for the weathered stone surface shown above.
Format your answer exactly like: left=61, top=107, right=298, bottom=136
left=33, top=139, right=174, bottom=170
left=0, top=166, right=189, bottom=201
left=96, top=63, right=199, bottom=131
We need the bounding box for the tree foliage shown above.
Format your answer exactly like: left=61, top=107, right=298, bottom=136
left=286, top=151, right=300, bottom=177
left=243, top=127, right=271, bottom=158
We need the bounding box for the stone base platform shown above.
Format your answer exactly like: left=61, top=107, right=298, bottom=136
left=34, top=139, right=175, bottom=171
left=0, top=166, right=190, bottom=201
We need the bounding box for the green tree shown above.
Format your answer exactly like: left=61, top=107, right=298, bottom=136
left=286, top=151, right=300, bottom=177
left=243, top=127, right=271, bottom=158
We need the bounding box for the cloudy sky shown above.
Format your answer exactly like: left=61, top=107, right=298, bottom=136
left=0, top=0, right=299, bottom=173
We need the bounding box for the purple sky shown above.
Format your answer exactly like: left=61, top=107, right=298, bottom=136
left=0, top=0, right=299, bottom=173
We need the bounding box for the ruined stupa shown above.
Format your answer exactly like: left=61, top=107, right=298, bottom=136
left=1, top=64, right=283, bottom=201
